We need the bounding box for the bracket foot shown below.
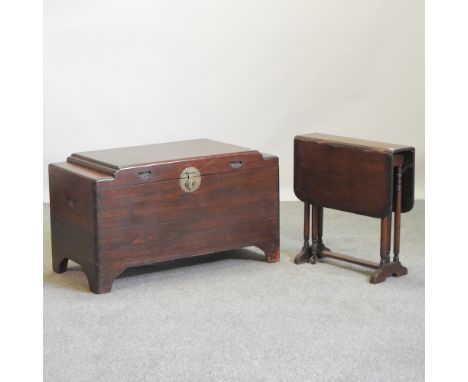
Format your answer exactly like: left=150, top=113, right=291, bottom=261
left=370, top=261, right=408, bottom=284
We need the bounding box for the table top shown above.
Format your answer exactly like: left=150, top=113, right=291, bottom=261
left=294, top=133, right=415, bottom=217
left=295, top=133, right=414, bottom=153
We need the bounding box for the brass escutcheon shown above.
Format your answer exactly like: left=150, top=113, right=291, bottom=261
left=180, top=167, right=201, bottom=192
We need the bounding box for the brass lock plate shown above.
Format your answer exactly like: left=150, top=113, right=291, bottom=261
left=180, top=167, right=201, bottom=192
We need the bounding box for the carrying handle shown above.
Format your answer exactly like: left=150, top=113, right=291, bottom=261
left=137, top=170, right=152, bottom=180
left=66, top=196, right=75, bottom=208
left=230, top=160, right=243, bottom=169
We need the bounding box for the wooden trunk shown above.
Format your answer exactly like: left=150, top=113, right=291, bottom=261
left=49, top=139, right=280, bottom=293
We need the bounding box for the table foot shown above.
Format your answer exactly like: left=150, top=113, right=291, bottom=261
left=370, top=261, right=408, bottom=284
left=294, top=245, right=311, bottom=264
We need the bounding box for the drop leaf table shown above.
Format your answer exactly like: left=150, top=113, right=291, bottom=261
left=293, top=133, right=415, bottom=283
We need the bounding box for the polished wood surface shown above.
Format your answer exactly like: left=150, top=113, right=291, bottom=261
left=68, top=140, right=274, bottom=189
left=294, top=134, right=413, bottom=283
left=295, top=138, right=392, bottom=218
left=70, top=139, right=254, bottom=169
left=296, top=133, right=413, bottom=153
left=49, top=164, right=99, bottom=279
left=50, top=140, right=280, bottom=293
left=320, top=250, right=379, bottom=269
left=294, top=203, right=311, bottom=264
left=294, top=134, right=415, bottom=218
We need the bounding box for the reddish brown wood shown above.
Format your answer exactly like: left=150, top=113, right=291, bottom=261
left=70, top=139, right=253, bottom=169
left=294, top=133, right=415, bottom=217
left=379, top=215, right=392, bottom=267
left=317, top=206, right=324, bottom=249
left=49, top=163, right=101, bottom=291
left=393, top=165, right=403, bottom=262
left=304, top=203, right=310, bottom=244
left=370, top=261, right=408, bottom=284
left=294, top=203, right=311, bottom=264
left=294, top=134, right=414, bottom=283
left=370, top=160, right=409, bottom=284
left=294, top=204, right=328, bottom=265
left=49, top=139, right=280, bottom=293
left=321, top=250, right=380, bottom=269
left=310, top=205, right=320, bottom=264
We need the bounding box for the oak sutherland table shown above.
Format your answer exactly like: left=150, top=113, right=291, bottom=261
left=49, top=139, right=280, bottom=293
left=293, top=133, right=415, bottom=283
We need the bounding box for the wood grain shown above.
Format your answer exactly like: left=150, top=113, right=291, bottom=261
left=293, top=134, right=414, bottom=283
left=49, top=141, right=279, bottom=293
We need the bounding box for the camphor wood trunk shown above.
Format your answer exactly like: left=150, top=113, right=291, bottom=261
left=49, top=139, right=280, bottom=293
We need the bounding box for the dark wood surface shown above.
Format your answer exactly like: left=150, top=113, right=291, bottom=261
left=48, top=164, right=99, bottom=280
left=294, top=134, right=413, bottom=283
left=296, top=133, right=413, bottom=153
left=294, top=134, right=415, bottom=218
left=70, top=139, right=254, bottom=169
left=67, top=139, right=274, bottom=189
left=49, top=140, right=280, bottom=293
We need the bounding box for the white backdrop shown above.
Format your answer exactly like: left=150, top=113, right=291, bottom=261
left=44, top=0, right=424, bottom=201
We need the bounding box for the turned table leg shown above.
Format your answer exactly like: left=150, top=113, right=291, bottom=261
left=370, top=216, right=392, bottom=283
left=380, top=215, right=392, bottom=267
left=393, top=165, right=403, bottom=262
left=294, top=202, right=311, bottom=264
left=316, top=206, right=329, bottom=256
left=370, top=164, right=408, bottom=283
left=310, top=205, right=320, bottom=264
